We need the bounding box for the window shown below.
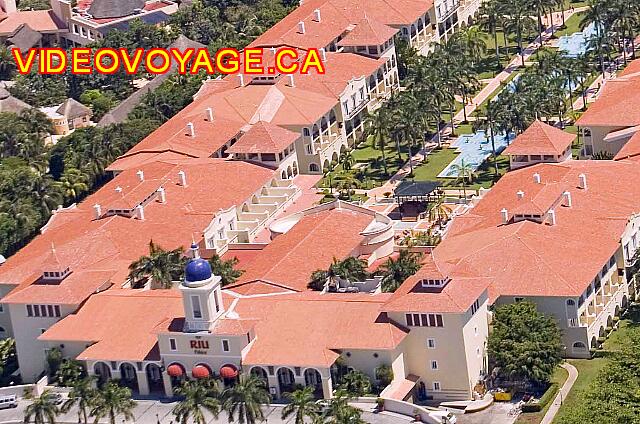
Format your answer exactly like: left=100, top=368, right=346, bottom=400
left=303, top=128, right=310, bottom=137
left=405, top=314, right=413, bottom=326
left=471, top=299, right=480, bottom=315
left=433, top=382, right=441, bottom=391
left=34, top=305, right=40, bottom=317
left=0, top=304, right=3, bottom=313
left=474, top=326, right=478, bottom=336
left=40, top=305, right=47, bottom=316
left=27, top=305, right=33, bottom=317
left=427, top=338, right=436, bottom=349
left=54, top=305, right=60, bottom=317
left=306, top=144, right=313, bottom=155
left=406, top=313, right=444, bottom=327
left=222, top=340, right=230, bottom=352
left=514, top=297, right=524, bottom=302
left=430, top=360, right=438, bottom=370
left=214, top=295, right=220, bottom=313
left=191, top=296, right=202, bottom=319
left=476, top=347, right=481, bottom=357
left=47, top=305, right=54, bottom=317
left=169, top=338, right=177, bottom=350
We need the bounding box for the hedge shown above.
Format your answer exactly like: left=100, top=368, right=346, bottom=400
left=521, top=383, right=559, bottom=413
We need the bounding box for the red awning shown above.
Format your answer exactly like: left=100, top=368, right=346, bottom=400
left=192, top=365, right=211, bottom=379
left=220, top=365, right=238, bottom=379
left=167, top=364, right=184, bottom=377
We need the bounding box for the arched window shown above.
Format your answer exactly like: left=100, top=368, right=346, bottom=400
left=572, top=341, right=587, bottom=351
left=303, top=128, right=310, bottom=137
left=566, top=299, right=575, bottom=306
left=309, top=163, right=320, bottom=173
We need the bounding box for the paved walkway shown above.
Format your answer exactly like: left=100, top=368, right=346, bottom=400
left=539, top=362, right=578, bottom=424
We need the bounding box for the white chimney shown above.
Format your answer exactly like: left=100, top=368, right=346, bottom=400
left=563, top=191, right=572, bottom=207
left=93, top=204, right=102, bottom=219
left=298, top=21, right=306, bottom=34
left=288, top=74, right=295, bottom=87
left=516, top=190, right=525, bottom=200
left=178, top=170, right=187, bottom=187
left=115, top=186, right=123, bottom=193
left=314, top=8, right=321, bottom=22
left=206, top=107, right=214, bottom=122
left=500, top=208, right=509, bottom=224
left=136, top=204, right=145, bottom=220
left=157, top=187, right=166, bottom=203
left=320, top=47, right=327, bottom=61
left=186, top=122, right=195, bottom=137
left=270, top=47, right=276, bottom=55
left=238, top=74, right=245, bottom=87
left=578, top=173, right=587, bottom=190
left=547, top=209, right=556, bottom=226
left=136, top=169, right=144, bottom=182
left=533, top=173, right=541, bottom=184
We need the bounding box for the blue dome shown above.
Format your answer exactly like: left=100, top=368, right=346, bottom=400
left=185, top=258, right=212, bottom=282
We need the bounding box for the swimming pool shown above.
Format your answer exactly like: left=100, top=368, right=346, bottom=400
left=437, top=130, right=512, bottom=178
left=557, top=23, right=597, bottom=57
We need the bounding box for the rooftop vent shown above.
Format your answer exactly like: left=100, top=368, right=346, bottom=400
left=178, top=170, right=187, bottom=187
left=93, top=204, right=102, bottom=219
left=516, top=190, right=525, bottom=200
left=547, top=209, right=556, bottom=225
left=578, top=173, right=587, bottom=190
left=136, top=170, right=144, bottom=182
left=563, top=191, right=572, bottom=207
left=501, top=208, right=508, bottom=224
left=238, top=74, right=245, bottom=87
left=206, top=107, right=213, bottom=122
left=136, top=204, right=145, bottom=220
left=320, top=47, right=327, bottom=61
left=186, top=122, right=195, bottom=137
left=157, top=187, right=166, bottom=204
left=314, top=8, right=321, bottom=22
left=298, top=21, right=306, bottom=34
left=288, top=74, right=295, bottom=87
left=533, top=172, right=541, bottom=184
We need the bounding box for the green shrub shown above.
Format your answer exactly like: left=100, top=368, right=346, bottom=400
left=522, top=402, right=541, bottom=412
left=538, top=383, right=559, bottom=408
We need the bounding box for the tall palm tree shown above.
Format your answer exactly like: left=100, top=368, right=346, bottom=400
left=172, top=379, right=221, bottom=424
left=321, top=390, right=365, bottom=424
left=55, top=168, right=89, bottom=204
left=281, top=386, right=321, bottom=424
left=339, top=151, right=354, bottom=171
left=24, top=390, right=60, bottom=424
left=330, top=257, right=369, bottom=284
left=127, top=241, right=186, bottom=289
left=222, top=375, right=271, bottom=424
left=89, top=381, right=136, bottom=424
left=478, top=0, right=503, bottom=69
left=380, top=250, right=423, bottom=293
left=450, top=159, right=474, bottom=199
left=364, top=107, right=391, bottom=175
left=62, top=377, right=97, bottom=424
left=429, top=195, right=451, bottom=224
left=208, top=254, right=244, bottom=286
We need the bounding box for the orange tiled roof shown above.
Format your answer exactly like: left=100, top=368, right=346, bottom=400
left=227, top=121, right=300, bottom=154
left=502, top=120, right=575, bottom=156
left=430, top=161, right=640, bottom=301
left=614, top=130, right=640, bottom=161
left=337, top=16, right=398, bottom=47
left=619, top=58, right=640, bottom=77
left=0, top=10, right=66, bottom=36
left=576, top=73, right=640, bottom=127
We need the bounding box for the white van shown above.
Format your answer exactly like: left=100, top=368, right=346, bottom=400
left=0, top=394, right=17, bottom=409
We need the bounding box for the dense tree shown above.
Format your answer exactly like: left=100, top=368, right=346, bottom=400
left=172, top=379, right=221, bottom=424
left=24, top=390, right=60, bottom=424
left=208, top=254, right=244, bottom=286
left=89, top=381, right=136, bottom=424
left=128, top=241, right=186, bottom=289
left=222, top=375, right=271, bottom=424
left=380, top=250, right=423, bottom=293
left=338, top=370, right=372, bottom=397
left=55, top=359, right=85, bottom=386
left=488, top=301, right=562, bottom=386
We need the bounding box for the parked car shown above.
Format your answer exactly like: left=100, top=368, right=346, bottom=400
left=0, top=395, right=17, bottom=409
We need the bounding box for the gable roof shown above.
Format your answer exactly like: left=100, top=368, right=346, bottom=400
left=337, top=16, right=398, bottom=46
left=0, top=10, right=66, bottom=36
left=7, top=24, right=41, bottom=51
left=227, top=121, right=300, bottom=154
left=56, top=98, right=92, bottom=119
left=502, top=120, right=575, bottom=156
left=576, top=73, right=640, bottom=127
left=88, top=0, right=145, bottom=19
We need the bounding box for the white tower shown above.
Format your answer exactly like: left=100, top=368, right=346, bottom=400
left=180, top=244, right=224, bottom=332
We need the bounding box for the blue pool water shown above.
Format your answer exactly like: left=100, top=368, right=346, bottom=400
left=557, top=23, right=597, bottom=57
left=437, top=130, right=513, bottom=178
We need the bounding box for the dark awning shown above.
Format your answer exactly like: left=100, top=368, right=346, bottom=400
left=394, top=180, right=441, bottom=198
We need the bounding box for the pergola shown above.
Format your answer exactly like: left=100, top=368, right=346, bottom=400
left=393, top=180, right=442, bottom=204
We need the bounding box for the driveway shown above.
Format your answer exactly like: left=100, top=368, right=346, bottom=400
left=453, top=402, right=518, bottom=424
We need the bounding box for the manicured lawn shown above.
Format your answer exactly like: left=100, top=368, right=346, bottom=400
left=411, top=148, right=459, bottom=181
left=554, top=12, right=586, bottom=38
left=515, top=366, right=570, bottom=424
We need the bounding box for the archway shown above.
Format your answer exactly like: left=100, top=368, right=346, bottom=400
left=590, top=336, right=598, bottom=349
left=322, top=159, right=331, bottom=171
left=599, top=326, right=606, bottom=337
left=220, top=364, right=239, bottom=387
left=622, top=295, right=629, bottom=308
left=146, top=364, right=163, bottom=394
left=281, top=170, right=287, bottom=180
left=0, top=327, right=6, bottom=338
left=277, top=367, right=296, bottom=397
left=250, top=366, right=268, bottom=384
left=287, top=166, right=293, bottom=179
left=292, top=162, right=298, bottom=176
left=331, top=151, right=338, bottom=164
left=607, top=315, right=614, bottom=329
left=119, top=363, right=138, bottom=392
left=310, top=163, right=320, bottom=173
left=615, top=305, right=620, bottom=316
left=340, top=144, right=347, bottom=154
left=94, top=362, right=111, bottom=386
left=572, top=341, right=587, bottom=354
left=303, top=368, right=322, bottom=398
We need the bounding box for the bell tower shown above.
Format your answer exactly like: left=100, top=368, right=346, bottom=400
left=180, top=244, right=224, bottom=332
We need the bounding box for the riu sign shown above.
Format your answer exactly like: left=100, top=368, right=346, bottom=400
left=190, top=340, right=209, bottom=349
left=11, top=47, right=326, bottom=76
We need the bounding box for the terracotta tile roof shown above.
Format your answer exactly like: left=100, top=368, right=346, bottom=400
left=430, top=161, right=640, bottom=301
left=0, top=10, right=66, bottom=36
left=576, top=73, right=640, bottom=127
left=227, top=121, right=300, bottom=154
left=39, top=290, right=184, bottom=361
left=619, top=58, right=640, bottom=77
left=614, top=130, right=640, bottom=161
left=228, top=205, right=375, bottom=292
left=0, top=159, right=275, bottom=304
left=337, top=17, right=398, bottom=46
left=502, top=120, right=575, bottom=156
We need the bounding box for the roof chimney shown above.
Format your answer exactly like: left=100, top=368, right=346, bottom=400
left=501, top=208, right=509, bottom=224
left=157, top=187, right=166, bottom=203
left=288, top=74, right=295, bottom=87
left=238, top=74, right=245, bottom=87
left=93, top=204, right=102, bottom=219
left=516, top=190, right=525, bottom=200
left=563, top=191, right=572, bottom=207
left=186, top=122, right=195, bottom=137
left=547, top=209, right=556, bottom=225
left=136, top=204, right=145, bottom=220
left=178, top=170, right=187, bottom=187
left=136, top=169, right=144, bottom=182
left=298, top=21, right=306, bottom=34
left=270, top=47, right=276, bottom=55
left=314, top=8, right=321, bottom=22
left=206, top=107, right=214, bottom=122
left=533, top=172, right=541, bottom=184
left=320, top=47, right=327, bottom=61
left=578, top=173, right=587, bottom=190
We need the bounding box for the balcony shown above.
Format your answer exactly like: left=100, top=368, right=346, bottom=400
left=410, top=28, right=437, bottom=51
left=580, top=313, right=596, bottom=327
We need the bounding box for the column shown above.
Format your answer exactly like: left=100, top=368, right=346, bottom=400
left=136, top=372, right=150, bottom=396
left=321, top=376, right=333, bottom=399
left=267, top=375, right=280, bottom=399
left=162, top=373, right=173, bottom=398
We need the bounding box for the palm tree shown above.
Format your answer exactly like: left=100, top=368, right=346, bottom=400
left=222, top=375, right=271, bottom=424
left=428, top=196, right=451, bottom=224
left=450, top=159, right=474, bottom=199
left=24, top=390, right=60, bottom=424
left=364, top=107, right=390, bottom=175
left=62, top=377, right=97, bottom=424
left=308, top=269, right=330, bottom=291
left=89, top=381, right=136, bottom=424
left=330, top=257, right=369, bottom=284
left=127, top=241, right=186, bottom=289
left=0, top=46, right=15, bottom=79
left=338, top=371, right=372, bottom=397
left=208, top=254, right=244, bottom=286
left=55, top=168, right=89, bottom=204
left=380, top=250, right=423, bottom=293
left=321, top=390, right=365, bottom=424
left=281, top=386, right=321, bottom=424
left=478, top=0, right=503, bottom=69
left=172, top=379, right=221, bottom=424
left=339, top=151, right=354, bottom=171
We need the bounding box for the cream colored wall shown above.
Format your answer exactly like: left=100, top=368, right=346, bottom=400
left=9, top=303, right=76, bottom=383
left=460, top=296, right=489, bottom=394
left=339, top=349, right=396, bottom=383
left=583, top=125, right=625, bottom=155
left=0, top=285, right=17, bottom=338
left=158, top=332, right=245, bottom=373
